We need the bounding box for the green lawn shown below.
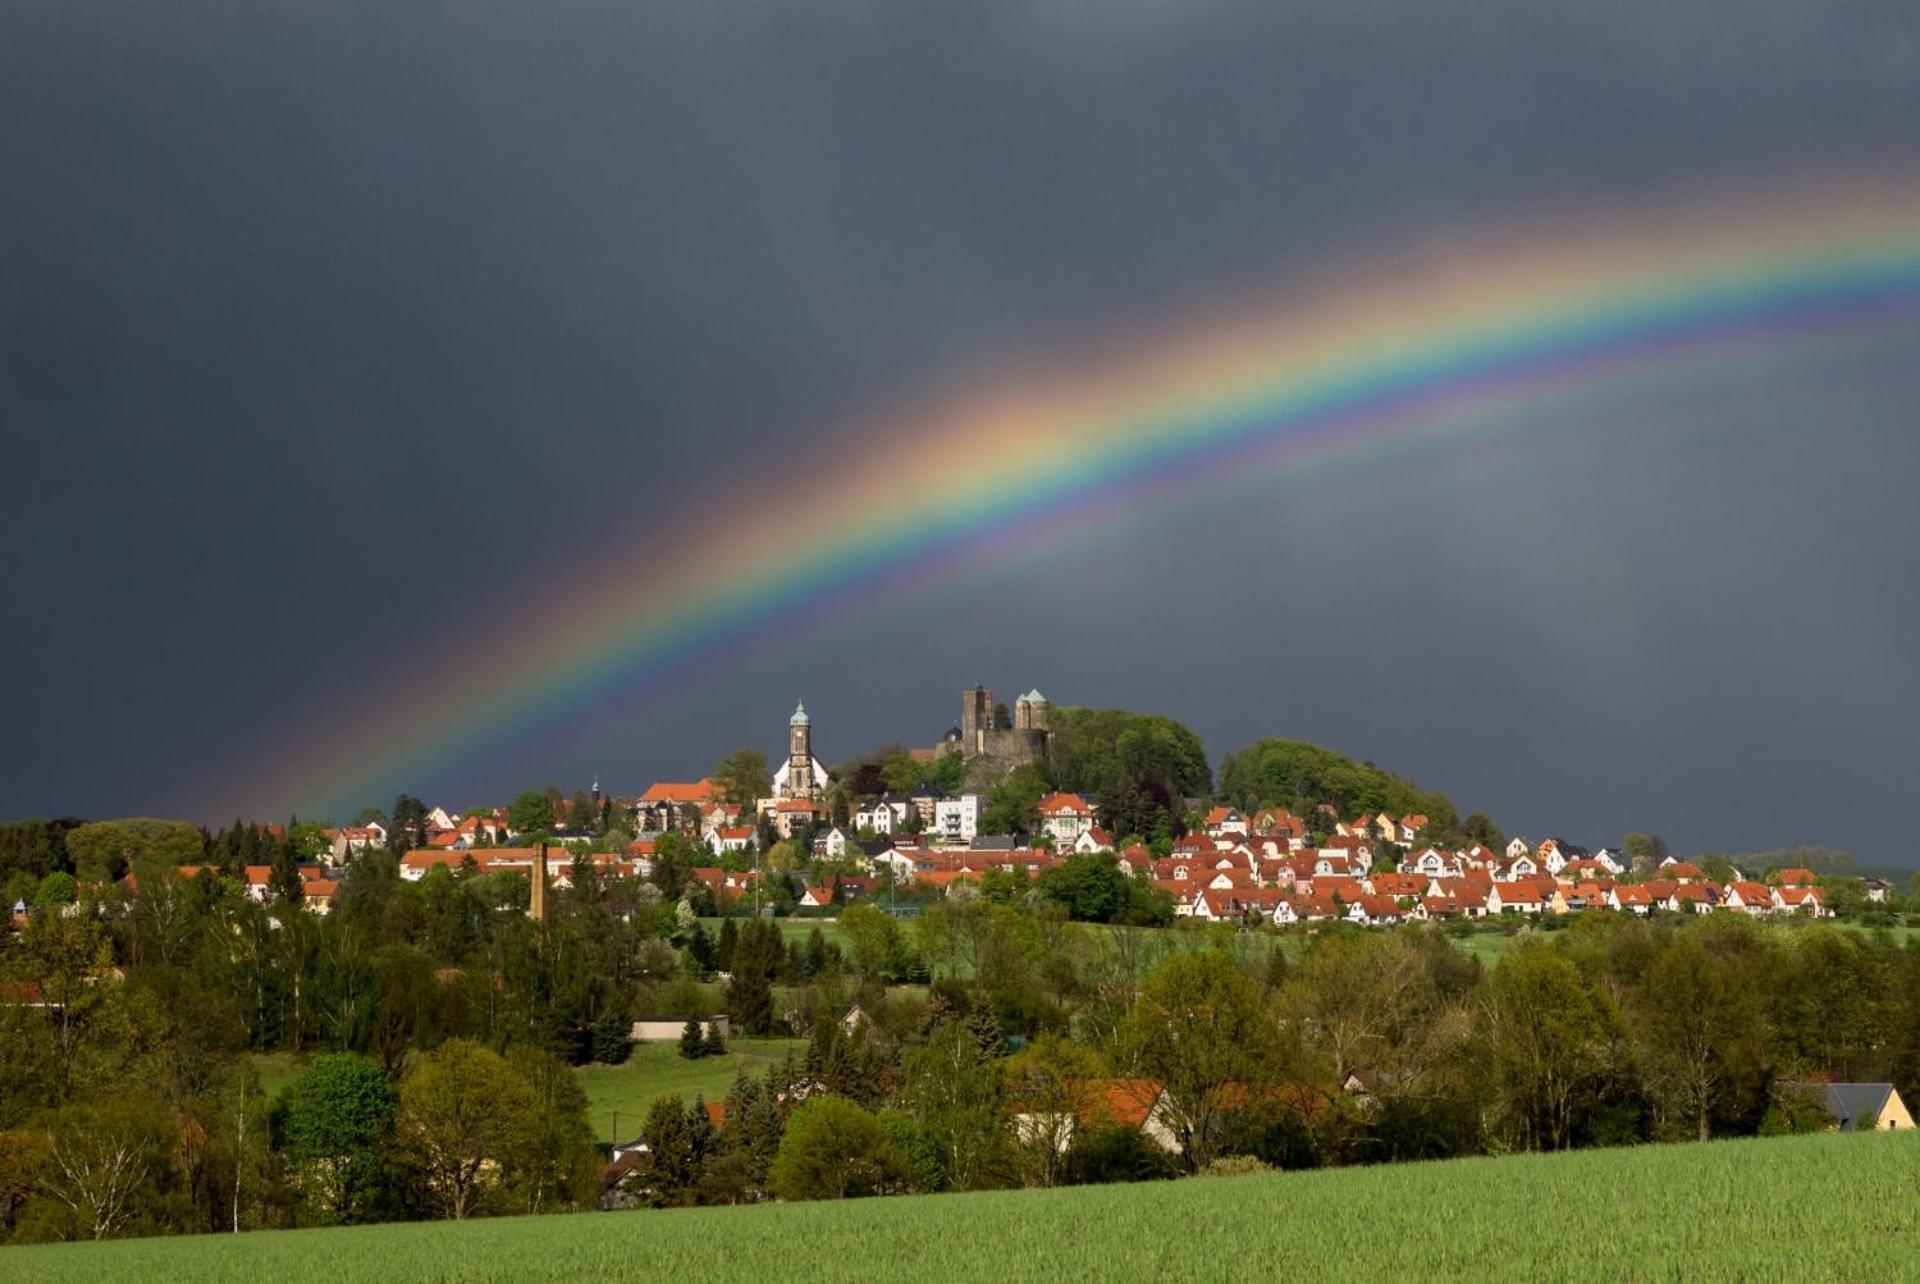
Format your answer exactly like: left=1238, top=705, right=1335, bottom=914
left=700, top=915, right=849, bottom=951
left=249, top=1051, right=310, bottom=1099
left=9, top=1131, right=1917, bottom=1281
left=576, top=1037, right=805, bottom=1144
left=250, top=1039, right=805, bottom=1146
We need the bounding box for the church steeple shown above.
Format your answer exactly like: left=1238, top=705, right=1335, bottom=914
left=785, top=699, right=815, bottom=798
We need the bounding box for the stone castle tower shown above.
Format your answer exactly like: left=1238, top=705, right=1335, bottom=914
left=957, top=685, right=1052, bottom=771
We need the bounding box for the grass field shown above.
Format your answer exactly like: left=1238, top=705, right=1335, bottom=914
left=10, top=1130, right=1917, bottom=1281
left=250, top=1040, right=805, bottom=1146
left=576, top=1037, right=805, bottom=1143
left=699, top=915, right=849, bottom=950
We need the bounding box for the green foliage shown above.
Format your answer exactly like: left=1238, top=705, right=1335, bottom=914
left=901, top=1021, right=1010, bottom=1192
left=1698, top=845, right=1858, bottom=878
left=508, top=791, right=556, bottom=837
left=1114, top=950, right=1282, bottom=1169
left=679, top=1018, right=707, bottom=1060
left=1036, top=854, right=1169, bottom=925
left=712, top=749, right=771, bottom=809
left=0, top=817, right=79, bottom=886
left=1217, top=739, right=1459, bottom=837
left=1049, top=707, right=1211, bottom=841
left=767, top=1097, right=914, bottom=1201
left=34, top=870, right=78, bottom=907
left=726, top=920, right=784, bottom=1035
left=64, top=819, right=202, bottom=883
left=280, top=1053, right=397, bottom=1224
left=978, top=764, right=1052, bottom=837
left=396, top=1039, right=544, bottom=1220
left=1477, top=941, right=1623, bottom=1151
left=838, top=903, right=912, bottom=983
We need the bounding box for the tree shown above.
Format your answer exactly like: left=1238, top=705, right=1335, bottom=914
left=64, top=819, right=202, bottom=884
left=1216, top=739, right=1456, bottom=836
left=396, top=1040, right=541, bottom=1219
left=728, top=920, right=783, bottom=1035
left=702, top=1020, right=729, bottom=1058
left=839, top=903, right=909, bottom=983
left=503, top=1045, right=600, bottom=1214
left=713, top=749, right=772, bottom=809
left=30, top=1093, right=177, bottom=1240
left=902, top=1020, right=1010, bottom=1191
left=1631, top=931, right=1768, bottom=1141
left=388, top=795, right=429, bottom=853
left=1036, top=854, right=1130, bottom=923
left=639, top=1093, right=700, bottom=1206
left=679, top=1018, right=707, bottom=1060
left=508, top=791, right=556, bottom=837
left=1004, top=1033, right=1104, bottom=1187
left=280, top=1053, right=397, bottom=1224
left=1114, top=951, right=1282, bottom=1169
left=1477, top=942, right=1623, bottom=1151
left=1463, top=812, right=1503, bottom=850
left=767, top=1097, right=913, bottom=1201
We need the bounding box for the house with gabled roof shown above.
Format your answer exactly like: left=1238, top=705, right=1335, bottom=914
left=1036, top=793, right=1096, bottom=846
left=1812, top=1082, right=1914, bottom=1131
left=1777, top=885, right=1828, bottom=917
left=1722, top=881, right=1777, bottom=917
left=1665, top=883, right=1715, bottom=914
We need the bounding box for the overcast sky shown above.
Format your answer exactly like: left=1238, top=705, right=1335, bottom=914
left=4, top=2, right=1918, bottom=861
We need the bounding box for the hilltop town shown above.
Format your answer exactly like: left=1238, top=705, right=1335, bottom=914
left=3, top=687, right=1916, bottom=1251
left=294, top=688, right=1891, bottom=931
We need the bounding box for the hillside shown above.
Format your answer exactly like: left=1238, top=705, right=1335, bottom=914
left=11, top=1132, right=1916, bottom=1282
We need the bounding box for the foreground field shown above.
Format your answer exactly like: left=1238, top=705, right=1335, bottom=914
left=11, top=1131, right=1917, bottom=1281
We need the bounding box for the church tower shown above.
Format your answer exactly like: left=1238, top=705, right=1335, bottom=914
left=785, top=700, right=814, bottom=798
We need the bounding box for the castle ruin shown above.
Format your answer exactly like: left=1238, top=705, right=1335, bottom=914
left=952, top=685, right=1052, bottom=773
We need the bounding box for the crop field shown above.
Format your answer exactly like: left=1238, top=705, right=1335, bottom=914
left=11, top=1129, right=1917, bottom=1281
left=576, top=1037, right=805, bottom=1143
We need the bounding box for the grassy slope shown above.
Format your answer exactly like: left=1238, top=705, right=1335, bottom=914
left=575, top=1037, right=805, bottom=1143
left=11, top=1132, right=1918, bottom=1282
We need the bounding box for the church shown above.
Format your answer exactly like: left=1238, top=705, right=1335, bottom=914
left=758, top=700, right=830, bottom=836
left=772, top=699, right=828, bottom=799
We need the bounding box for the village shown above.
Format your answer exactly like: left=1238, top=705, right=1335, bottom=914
left=148, top=688, right=1893, bottom=936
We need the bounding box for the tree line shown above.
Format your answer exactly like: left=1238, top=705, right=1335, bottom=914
left=4, top=825, right=1919, bottom=1242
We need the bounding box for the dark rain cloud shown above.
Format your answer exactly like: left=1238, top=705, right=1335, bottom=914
left=2, top=1, right=1917, bottom=859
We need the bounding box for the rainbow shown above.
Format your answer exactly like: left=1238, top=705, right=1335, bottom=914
left=252, top=172, right=1920, bottom=819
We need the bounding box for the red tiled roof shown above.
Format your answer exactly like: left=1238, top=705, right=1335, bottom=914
left=1036, top=792, right=1094, bottom=816
left=640, top=780, right=715, bottom=804
left=1075, top=1079, right=1162, bottom=1129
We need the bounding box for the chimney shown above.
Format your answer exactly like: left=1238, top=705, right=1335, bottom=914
left=529, top=841, right=548, bottom=921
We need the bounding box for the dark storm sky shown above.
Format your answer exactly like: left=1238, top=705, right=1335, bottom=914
left=3, top=2, right=1918, bottom=860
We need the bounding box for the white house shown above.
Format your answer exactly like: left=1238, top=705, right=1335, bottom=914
left=1037, top=793, right=1096, bottom=846
left=935, top=794, right=982, bottom=845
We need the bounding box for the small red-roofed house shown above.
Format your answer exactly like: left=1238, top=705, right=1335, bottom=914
left=1723, top=881, right=1778, bottom=916
left=1778, top=885, right=1828, bottom=917
left=1610, top=883, right=1654, bottom=914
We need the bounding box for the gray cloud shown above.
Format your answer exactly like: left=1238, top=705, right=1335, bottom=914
left=2, top=1, right=1916, bottom=859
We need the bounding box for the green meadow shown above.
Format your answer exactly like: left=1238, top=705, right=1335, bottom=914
left=9, top=1131, right=1916, bottom=1282
left=575, top=1037, right=804, bottom=1143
